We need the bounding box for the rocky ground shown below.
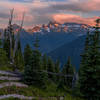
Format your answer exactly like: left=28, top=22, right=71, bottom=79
left=0, top=70, right=35, bottom=100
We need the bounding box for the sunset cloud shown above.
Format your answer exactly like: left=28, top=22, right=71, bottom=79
left=0, top=0, right=100, bottom=28
left=50, top=0, right=100, bottom=13
left=52, top=14, right=100, bottom=26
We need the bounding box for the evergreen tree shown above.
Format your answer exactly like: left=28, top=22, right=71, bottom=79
left=0, top=39, right=8, bottom=67
left=3, top=29, right=10, bottom=59
left=31, top=49, right=42, bottom=86
left=62, top=57, right=75, bottom=88
left=0, top=49, right=8, bottom=67
left=55, top=60, right=60, bottom=83
left=32, top=36, right=48, bottom=88
left=24, top=36, right=41, bottom=86
left=42, top=54, right=48, bottom=70
left=47, top=57, right=55, bottom=81
left=0, top=39, right=2, bottom=48
left=23, top=45, right=33, bottom=85
left=55, top=60, right=60, bottom=73
left=14, top=40, right=24, bottom=71
left=41, top=54, right=48, bottom=88
left=24, top=64, right=34, bottom=85
left=24, top=44, right=32, bottom=66
left=57, top=60, right=65, bottom=91
left=32, top=35, right=42, bottom=84
left=79, top=19, right=100, bottom=100
left=24, top=35, right=46, bottom=88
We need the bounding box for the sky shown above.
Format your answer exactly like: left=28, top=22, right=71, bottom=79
left=0, top=0, right=100, bottom=29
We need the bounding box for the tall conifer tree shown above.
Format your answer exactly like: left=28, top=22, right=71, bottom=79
left=0, top=39, right=8, bottom=67
left=47, top=57, right=55, bottom=81
left=3, top=29, right=10, bottom=59
left=23, top=45, right=33, bottom=85
left=41, top=54, right=48, bottom=85
left=24, top=35, right=47, bottom=88
left=79, top=19, right=100, bottom=100
left=55, top=60, right=60, bottom=83
left=24, top=44, right=32, bottom=66
left=14, top=40, right=24, bottom=71
left=62, top=57, right=75, bottom=88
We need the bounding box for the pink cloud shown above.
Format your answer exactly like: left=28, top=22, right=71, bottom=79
left=0, top=0, right=100, bottom=29
left=0, top=1, right=31, bottom=21
left=52, top=14, right=100, bottom=26
left=50, top=0, right=100, bottom=13
left=82, top=0, right=100, bottom=12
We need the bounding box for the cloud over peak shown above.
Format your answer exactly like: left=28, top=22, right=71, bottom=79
left=0, top=0, right=100, bottom=28
left=52, top=14, right=99, bottom=26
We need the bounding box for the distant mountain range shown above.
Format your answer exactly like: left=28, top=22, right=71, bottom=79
left=1, top=22, right=93, bottom=69
left=27, top=21, right=90, bottom=34
left=24, top=22, right=88, bottom=53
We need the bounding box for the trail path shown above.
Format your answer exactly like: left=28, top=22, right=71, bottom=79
left=0, top=70, right=21, bottom=77
left=0, top=82, right=28, bottom=88
left=0, top=94, right=34, bottom=100
left=0, top=76, right=21, bottom=81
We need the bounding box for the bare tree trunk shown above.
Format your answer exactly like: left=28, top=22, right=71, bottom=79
left=13, top=12, right=25, bottom=59
left=8, top=9, right=14, bottom=62
left=12, top=12, right=25, bottom=70
left=7, top=9, right=25, bottom=70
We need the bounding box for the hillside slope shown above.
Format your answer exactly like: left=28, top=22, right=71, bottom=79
left=0, top=68, right=83, bottom=100
left=48, top=35, right=86, bottom=70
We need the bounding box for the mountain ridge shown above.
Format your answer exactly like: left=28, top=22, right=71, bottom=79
left=26, top=22, right=90, bottom=34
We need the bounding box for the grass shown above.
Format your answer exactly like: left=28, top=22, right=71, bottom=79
left=0, top=86, right=36, bottom=96
left=1, top=98, right=21, bottom=100
left=0, top=80, right=12, bottom=83
left=0, top=97, right=57, bottom=100
left=0, top=73, right=17, bottom=77
left=0, top=66, right=84, bottom=100
left=0, top=85, right=84, bottom=100
left=0, top=64, right=14, bottom=71
left=0, top=80, right=19, bottom=84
